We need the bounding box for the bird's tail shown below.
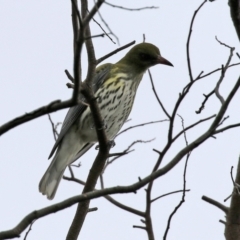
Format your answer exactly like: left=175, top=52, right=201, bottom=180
left=39, top=150, right=67, bottom=200
left=39, top=141, right=93, bottom=200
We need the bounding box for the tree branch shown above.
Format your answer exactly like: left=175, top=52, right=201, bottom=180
left=202, top=195, right=228, bottom=214
left=148, top=69, right=171, bottom=119
left=186, top=0, right=207, bottom=82
left=225, top=156, right=240, bottom=239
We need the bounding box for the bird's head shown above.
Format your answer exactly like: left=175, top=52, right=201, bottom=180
left=118, top=42, right=173, bottom=73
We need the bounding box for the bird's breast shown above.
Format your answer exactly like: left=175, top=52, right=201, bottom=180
left=78, top=75, right=140, bottom=142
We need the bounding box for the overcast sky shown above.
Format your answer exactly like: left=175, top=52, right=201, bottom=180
left=0, top=1, right=240, bottom=240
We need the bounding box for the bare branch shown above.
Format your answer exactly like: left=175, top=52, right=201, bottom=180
left=97, top=41, right=135, bottom=64
left=63, top=175, right=145, bottom=217
left=104, top=139, right=155, bottom=172
left=71, top=0, right=80, bottom=54
left=108, top=151, right=132, bottom=158
left=67, top=1, right=109, bottom=239
left=143, top=33, right=146, bottom=43
left=195, top=90, right=214, bottom=114
left=0, top=99, right=72, bottom=136
left=177, top=114, right=188, bottom=145
left=186, top=0, right=207, bottom=82
left=23, top=220, right=35, bottom=240
left=84, top=33, right=109, bottom=40
left=90, top=8, right=117, bottom=44
left=87, top=207, right=98, bottom=213
left=116, top=119, right=168, bottom=138
left=65, top=69, right=75, bottom=83
left=215, top=36, right=233, bottom=49
left=214, top=37, right=235, bottom=104
left=105, top=2, right=158, bottom=11
left=47, top=114, right=60, bottom=141
left=202, top=195, right=229, bottom=214
left=132, top=225, right=146, bottom=230
left=163, top=153, right=190, bottom=239
left=151, top=189, right=191, bottom=203
left=224, top=193, right=232, bottom=202
left=145, top=188, right=155, bottom=240
left=66, top=83, right=75, bottom=89
left=82, top=0, right=105, bottom=27
left=163, top=113, right=191, bottom=239
left=198, top=62, right=240, bottom=80
left=173, top=115, right=216, bottom=142
left=92, top=1, right=118, bottom=44
left=148, top=69, right=171, bottom=119
left=225, top=156, right=240, bottom=239
left=214, top=123, right=240, bottom=134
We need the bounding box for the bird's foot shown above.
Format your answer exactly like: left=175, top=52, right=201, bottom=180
left=97, top=120, right=107, bottom=130
left=108, top=140, right=116, bottom=148
left=95, top=140, right=116, bottom=150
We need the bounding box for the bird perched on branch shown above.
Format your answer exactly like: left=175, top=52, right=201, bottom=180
left=39, top=42, right=173, bottom=200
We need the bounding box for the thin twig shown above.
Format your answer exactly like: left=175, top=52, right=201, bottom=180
left=143, top=34, right=146, bottom=43
left=84, top=33, right=109, bottom=40
left=87, top=207, right=98, bottom=213
left=195, top=90, right=215, bottom=114
left=65, top=69, right=75, bottom=83
left=215, top=36, right=233, bottom=49
left=63, top=175, right=145, bottom=217
left=148, top=69, right=171, bottom=119
left=163, top=153, right=190, bottom=239
left=198, top=62, right=240, bottom=79
left=90, top=8, right=117, bottom=44
left=116, top=119, right=168, bottom=137
left=97, top=41, right=135, bottom=64
left=218, top=115, right=229, bottom=126
left=219, top=220, right=226, bottom=225
left=214, top=37, right=235, bottom=104
left=47, top=114, right=59, bottom=141
left=151, top=189, right=190, bottom=203
left=214, top=123, right=240, bottom=134
left=177, top=114, right=188, bottom=145
left=202, top=195, right=229, bottom=214
left=105, top=2, right=158, bottom=11
left=23, top=220, right=35, bottom=240
left=173, top=115, right=216, bottom=142
left=66, top=83, right=75, bottom=89
left=132, top=225, right=147, bottom=230
left=164, top=117, right=190, bottom=239
left=186, top=0, right=207, bottom=82
left=104, top=139, right=155, bottom=173
left=224, top=193, right=232, bottom=202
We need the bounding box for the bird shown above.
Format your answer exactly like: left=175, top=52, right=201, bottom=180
left=39, top=42, right=173, bottom=200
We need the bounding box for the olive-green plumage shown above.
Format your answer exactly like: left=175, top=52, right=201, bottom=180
left=39, top=43, right=173, bottom=199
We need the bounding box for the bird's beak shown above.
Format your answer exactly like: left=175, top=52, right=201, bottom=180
left=157, top=55, right=174, bottom=67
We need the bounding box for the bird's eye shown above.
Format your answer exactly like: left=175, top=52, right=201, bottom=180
left=140, top=53, right=147, bottom=60
left=139, top=53, right=152, bottom=61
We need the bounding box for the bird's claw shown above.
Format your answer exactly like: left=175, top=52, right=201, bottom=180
left=108, top=140, right=115, bottom=148
left=98, top=120, right=107, bottom=130
left=95, top=140, right=116, bottom=150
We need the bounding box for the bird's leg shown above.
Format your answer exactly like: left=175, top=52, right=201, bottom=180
left=97, top=119, right=107, bottom=130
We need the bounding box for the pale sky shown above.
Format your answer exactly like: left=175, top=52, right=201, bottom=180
left=0, top=1, right=240, bottom=240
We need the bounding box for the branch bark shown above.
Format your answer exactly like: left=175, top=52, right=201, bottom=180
left=225, top=157, right=240, bottom=240
left=229, top=0, right=240, bottom=42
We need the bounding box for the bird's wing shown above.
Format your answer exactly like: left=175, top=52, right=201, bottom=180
left=48, top=63, right=112, bottom=159
left=71, top=143, right=95, bottom=163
